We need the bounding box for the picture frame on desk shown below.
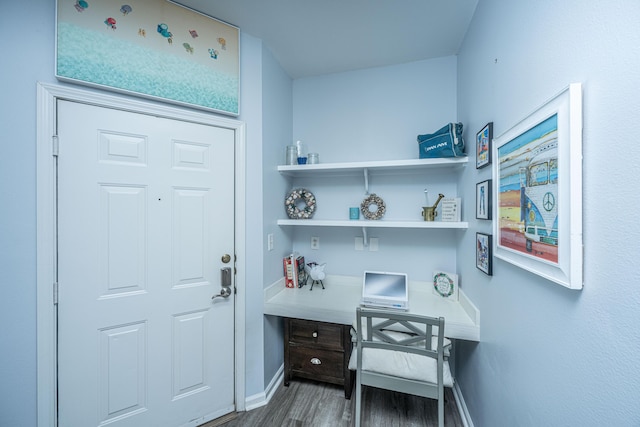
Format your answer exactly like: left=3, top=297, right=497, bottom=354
left=493, top=83, right=583, bottom=289
left=432, top=271, right=459, bottom=301
left=476, top=232, right=493, bottom=276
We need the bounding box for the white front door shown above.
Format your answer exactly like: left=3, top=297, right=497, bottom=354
left=56, top=100, right=236, bottom=427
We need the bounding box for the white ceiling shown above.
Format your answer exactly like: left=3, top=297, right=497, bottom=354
left=174, top=0, right=479, bottom=79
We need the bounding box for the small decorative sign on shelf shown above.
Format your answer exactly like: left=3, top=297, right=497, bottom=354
left=440, top=198, right=461, bottom=222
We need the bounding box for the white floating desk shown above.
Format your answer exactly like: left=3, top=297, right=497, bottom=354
left=264, top=275, right=480, bottom=342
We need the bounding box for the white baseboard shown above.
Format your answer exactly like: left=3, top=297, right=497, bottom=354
left=452, top=381, right=475, bottom=427
left=244, top=364, right=284, bottom=411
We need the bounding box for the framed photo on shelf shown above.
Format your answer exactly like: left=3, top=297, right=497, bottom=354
left=476, top=122, right=493, bottom=169
left=476, top=233, right=493, bottom=276
left=476, top=180, right=492, bottom=220
left=493, top=83, right=583, bottom=289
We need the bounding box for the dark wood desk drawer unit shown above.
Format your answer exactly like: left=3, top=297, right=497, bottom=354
left=284, top=318, right=354, bottom=399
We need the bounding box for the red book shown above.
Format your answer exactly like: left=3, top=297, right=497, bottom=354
left=283, top=256, right=295, bottom=288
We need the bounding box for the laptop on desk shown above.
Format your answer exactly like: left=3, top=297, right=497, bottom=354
left=360, top=271, right=409, bottom=311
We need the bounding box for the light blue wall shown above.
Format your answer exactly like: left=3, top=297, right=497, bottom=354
left=289, top=57, right=462, bottom=280
left=0, top=1, right=56, bottom=425
left=260, top=44, right=293, bottom=388
left=456, top=1, right=640, bottom=425
left=238, top=32, right=268, bottom=399
left=293, top=56, right=457, bottom=163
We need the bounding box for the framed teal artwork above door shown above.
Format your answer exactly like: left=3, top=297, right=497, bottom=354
left=56, top=0, right=240, bottom=116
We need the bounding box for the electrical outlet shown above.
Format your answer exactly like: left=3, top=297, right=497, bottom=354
left=369, top=237, right=379, bottom=251
left=267, top=233, right=274, bottom=251
left=355, top=237, right=364, bottom=251
left=311, top=236, right=319, bottom=250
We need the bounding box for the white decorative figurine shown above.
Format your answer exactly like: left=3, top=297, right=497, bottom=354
left=305, top=262, right=326, bottom=290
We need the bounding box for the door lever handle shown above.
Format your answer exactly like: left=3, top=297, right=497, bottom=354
left=212, top=286, right=232, bottom=300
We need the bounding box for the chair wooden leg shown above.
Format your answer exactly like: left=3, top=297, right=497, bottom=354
left=354, top=377, right=362, bottom=427
left=438, top=386, right=444, bottom=427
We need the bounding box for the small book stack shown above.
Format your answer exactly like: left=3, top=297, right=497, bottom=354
left=283, top=252, right=307, bottom=288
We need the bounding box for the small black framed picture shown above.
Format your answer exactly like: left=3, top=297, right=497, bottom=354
left=476, top=232, right=493, bottom=276
left=476, top=122, right=493, bottom=169
left=476, top=179, right=492, bottom=220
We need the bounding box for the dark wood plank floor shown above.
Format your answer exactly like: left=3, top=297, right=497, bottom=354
left=219, top=379, right=464, bottom=427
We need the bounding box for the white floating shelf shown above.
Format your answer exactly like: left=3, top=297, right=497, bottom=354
left=276, top=219, right=468, bottom=229
left=277, top=157, right=468, bottom=177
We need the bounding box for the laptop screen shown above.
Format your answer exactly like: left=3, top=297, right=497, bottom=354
left=361, top=271, right=408, bottom=308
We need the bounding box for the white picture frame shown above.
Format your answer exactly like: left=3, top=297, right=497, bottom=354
left=493, top=83, right=583, bottom=289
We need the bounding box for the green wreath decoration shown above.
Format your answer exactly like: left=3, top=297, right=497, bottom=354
left=360, top=193, right=386, bottom=220
left=285, top=188, right=316, bottom=219
left=433, top=272, right=454, bottom=298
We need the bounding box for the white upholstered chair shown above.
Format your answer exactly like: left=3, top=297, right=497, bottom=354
left=353, top=307, right=453, bottom=427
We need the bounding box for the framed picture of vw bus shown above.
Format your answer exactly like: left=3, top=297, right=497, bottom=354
left=493, top=83, right=583, bottom=289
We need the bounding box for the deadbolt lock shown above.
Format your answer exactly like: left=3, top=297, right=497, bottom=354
left=221, top=254, right=231, bottom=263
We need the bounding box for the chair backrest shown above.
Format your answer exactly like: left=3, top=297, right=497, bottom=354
left=357, top=307, right=445, bottom=353
left=356, top=307, right=446, bottom=382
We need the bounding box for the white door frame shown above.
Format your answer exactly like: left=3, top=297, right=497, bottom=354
left=36, top=82, right=247, bottom=426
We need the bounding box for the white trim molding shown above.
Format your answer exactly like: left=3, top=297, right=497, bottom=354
left=453, top=381, right=475, bottom=427
left=244, top=364, right=284, bottom=411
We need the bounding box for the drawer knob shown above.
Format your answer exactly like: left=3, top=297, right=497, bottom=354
left=312, top=331, right=318, bottom=338
left=310, top=357, right=322, bottom=365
